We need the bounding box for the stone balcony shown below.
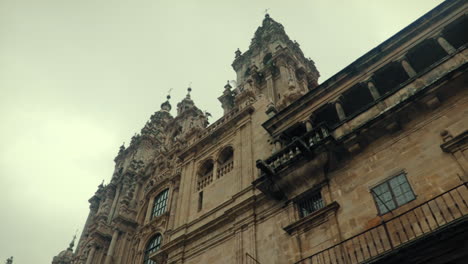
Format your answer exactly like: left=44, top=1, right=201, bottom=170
left=254, top=123, right=335, bottom=200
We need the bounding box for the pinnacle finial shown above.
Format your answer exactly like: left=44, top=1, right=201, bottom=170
left=187, top=83, right=192, bottom=98
left=167, top=88, right=173, bottom=100
left=264, top=8, right=270, bottom=17
left=161, top=90, right=172, bottom=112
left=224, top=80, right=232, bottom=90
left=235, top=48, right=242, bottom=58
left=68, top=233, right=77, bottom=250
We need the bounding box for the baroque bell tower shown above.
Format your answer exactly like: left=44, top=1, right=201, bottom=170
left=229, top=14, right=320, bottom=112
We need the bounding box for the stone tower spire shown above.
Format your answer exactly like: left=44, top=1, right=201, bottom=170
left=173, top=86, right=209, bottom=140
left=51, top=234, right=76, bottom=264
left=231, top=13, right=320, bottom=110
left=218, top=80, right=236, bottom=114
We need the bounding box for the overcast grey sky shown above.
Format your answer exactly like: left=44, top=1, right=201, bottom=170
left=0, top=0, right=445, bottom=263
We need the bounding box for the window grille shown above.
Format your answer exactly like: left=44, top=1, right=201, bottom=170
left=297, top=191, right=324, bottom=218
left=144, top=234, right=162, bottom=264
left=151, top=189, right=169, bottom=219
left=371, top=172, right=415, bottom=214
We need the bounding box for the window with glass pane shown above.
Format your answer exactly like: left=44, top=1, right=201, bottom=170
left=151, top=189, right=169, bottom=219
left=297, top=191, right=325, bottom=218
left=371, top=173, right=415, bottom=214
left=144, top=234, right=162, bottom=264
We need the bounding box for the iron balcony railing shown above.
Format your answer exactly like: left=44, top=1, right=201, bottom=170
left=295, top=182, right=468, bottom=264
left=257, top=123, right=332, bottom=176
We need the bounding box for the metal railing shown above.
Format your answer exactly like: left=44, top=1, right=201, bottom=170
left=295, top=182, right=468, bottom=264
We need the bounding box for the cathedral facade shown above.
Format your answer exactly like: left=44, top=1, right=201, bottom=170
left=53, top=0, right=468, bottom=263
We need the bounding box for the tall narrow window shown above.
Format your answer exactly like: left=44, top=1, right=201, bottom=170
left=144, top=234, right=162, bottom=264
left=151, top=189, right=169, bottom=219
left=371, top=173, right=415, bottom=215
left=198, top=191, right=203, bottom=212
left=297, top=191, right=324, bottom=218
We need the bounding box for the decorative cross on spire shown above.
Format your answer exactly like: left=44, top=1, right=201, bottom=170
left=68, top=233, right=77, bottom=250
left=167, top=88, right=173, bottom=100
left=187, top=82, right=192, bottom=98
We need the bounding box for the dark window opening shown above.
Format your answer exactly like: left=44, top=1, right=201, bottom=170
left=198, top=191, right=203, bottom=212
left=144, top=234, right=162, bottom=264
left=442, top=15, right=468, bottom=49
left=297, top=191, right=324, bottom=218
left=254, top=72, right=265, bottom=85
left=295, top=68, right=306, bottom=81
left=406, top=39, right=448, bottom=73
left=151, top=189, right=169, bottom=219
left=263, top=53, right=273, bottom=65
left=217, top=147, right=234, bottom=178
left=244, top=67, right=251, bottom=77
left=281, top=122, right=307, bottom=143
left=372, top=61, right=410, bottom=95
left=312, top=104, right=340, bottom=128
left=341, top=83, right=375, bottom=117
left=218, top=147, right=233, bottom=164
left=371, top=172, right=415, bottom=215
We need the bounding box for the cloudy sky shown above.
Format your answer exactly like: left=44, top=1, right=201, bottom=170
left=0, top=0, right=445, bottom=262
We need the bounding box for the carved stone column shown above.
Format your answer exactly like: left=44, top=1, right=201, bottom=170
left=334, top=100, right=346, bottom=121
left=130, top=182, right=141, bottom=208
left=401, top=58, right=417, bottom=77
left=437, top=36, right=456, bottom=54
left=104, top=229, right=119, bottom=264
left=265, top=74, right=275, bottom=103
left=108, top=185, right=121, bottom=224
left=275, top=140, right=282, bottom=153
left=145, top=197, right=154, bottom=224
left=367, top=81, right=380, bottom=100
left=168, top=184, right=180, bottom=230
left=85, top=244, right=96, bottom=264
left=305, top=120, right=313, bottom=132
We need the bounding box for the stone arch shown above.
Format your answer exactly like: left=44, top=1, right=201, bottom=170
left=142, top=232, right=164, bottom=264
left=197, top=159, right=214, bottom=191
left=216, top=146, right=234, bottom=179
left=263, top=53, right=273, bottom=65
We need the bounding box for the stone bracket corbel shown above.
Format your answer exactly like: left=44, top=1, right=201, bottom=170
left=440, top=130, right=468, bottom=180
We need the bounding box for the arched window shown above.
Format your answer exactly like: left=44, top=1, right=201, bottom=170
left=217, top=147, right=234, bottom=178
left=197, top=160, right=214, bottom=191
left=151, top=189, right=169, bottom=219
left=144, top=234, right=162, bottom=264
